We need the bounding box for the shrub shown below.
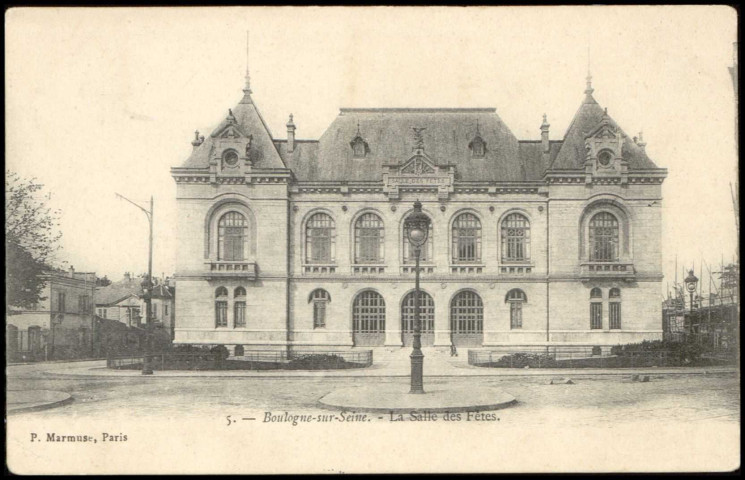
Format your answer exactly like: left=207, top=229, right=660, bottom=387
left=492, top=353, right=557, bottom=368
left=288, top=354, right=347, bottom=370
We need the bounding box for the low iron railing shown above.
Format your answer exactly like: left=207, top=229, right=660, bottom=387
left=468, top=348, right=671, bottom=369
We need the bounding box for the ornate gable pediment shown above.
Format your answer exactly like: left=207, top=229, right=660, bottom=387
left=383, top=151, right=454, bottom=200
left=400, top=154, right=436, bottom=175
left=582, top=110, right=629, bottom=182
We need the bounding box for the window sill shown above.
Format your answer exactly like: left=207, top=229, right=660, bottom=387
left=450, top=264, right=485, bottom=274
left=352, top=265, right=386, bottom=274
left=303, top=264, right=337, bottom=274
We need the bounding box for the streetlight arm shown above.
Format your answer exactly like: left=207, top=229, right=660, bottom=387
left=115, top=193, right=152, bottom=220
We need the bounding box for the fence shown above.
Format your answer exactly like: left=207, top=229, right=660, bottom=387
left=107, top=349, right=373, bottom=370
left=468, top=348, right=672, bottom=369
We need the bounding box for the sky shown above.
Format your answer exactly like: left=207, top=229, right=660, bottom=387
left=5, top=6, right=738, bottom=295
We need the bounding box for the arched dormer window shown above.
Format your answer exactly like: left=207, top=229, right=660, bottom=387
left=350, top=122, right=369, bottom=158
left=218, top=212, right=248, bottom=261
left=469, top=136, right=486, bottom=158
left=505, top=289, right=527, bottom=329
left=589, top=212, right=619, bottom=261
left=305, top=212, right=335, bottom=264
left=501, top=213, right=530, bottom=262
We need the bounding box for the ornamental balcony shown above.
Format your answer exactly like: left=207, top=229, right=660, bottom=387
left=580, top=262, right=636, bottom=281
left=205, top=261, right=258, bottom=279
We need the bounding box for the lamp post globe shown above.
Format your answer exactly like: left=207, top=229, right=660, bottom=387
left=683, top=269, right=699, bottom=335
left=405, top=200, right=430, bottom=394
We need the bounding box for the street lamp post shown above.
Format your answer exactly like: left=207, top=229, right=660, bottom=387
left=141, top=276, right=154, bottom=375
left=405, top=200, right=430, bottom=394
left=116, top=193, right=155, bottom=375
left=684, top=269, right=699, bottom=334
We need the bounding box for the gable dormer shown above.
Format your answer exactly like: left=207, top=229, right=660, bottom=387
left=468, top=121, right=487, bottom=158
left=349, top=122, right=369, bottom=158
left=583, top=109, right=627, bottom=177
left=210, top=109, right=254, bottom=176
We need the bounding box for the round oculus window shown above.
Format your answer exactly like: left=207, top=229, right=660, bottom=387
left=224, top=151, right=239, bottom=167
left=598, top=150, right=613, bottom=166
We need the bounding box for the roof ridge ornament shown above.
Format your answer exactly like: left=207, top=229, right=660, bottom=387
left=412, top=127, right=426, bottom=151
left=243, top=31, right=252, bottom=95
left=227, top=108, right=237, bottom=123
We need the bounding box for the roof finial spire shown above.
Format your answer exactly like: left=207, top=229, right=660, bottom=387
left=356, top=120, right=361, bottom=136
left=243, top=31, right=252, bottom=95
left=637, top=130, right=646, bottom=151
left=585, top=44, right=594, bottom=97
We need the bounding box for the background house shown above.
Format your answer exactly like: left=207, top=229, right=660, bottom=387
left=6, top=266, right=96, bottom=361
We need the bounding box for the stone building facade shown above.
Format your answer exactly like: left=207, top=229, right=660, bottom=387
left=6, top=267, right=96, bottom=361
left=171, top=72, right=667, bottom=353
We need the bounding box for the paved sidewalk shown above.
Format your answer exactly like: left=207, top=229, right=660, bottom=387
left=7, top=390, right=73, bottom=414
left=34, top=348, right=738, bottom=379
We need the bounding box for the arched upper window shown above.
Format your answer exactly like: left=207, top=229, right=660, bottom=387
left=590, top=287, right=602, bottom=299
left=609, top=288, right=621, bottom=298
left=354, top=213, right=384, bottom=264
left=403, top=214, right=433, bottom=263
left=218, top=212, right=248, bottom=261
left=505, top=289, right=527, bottom=329
left=306, top=213, right=335, bottom=264
left=452, top=213, right=481, bottom=263
left=234, top=287, right=246, bottom=297
left=215, top=287, right=228, bottom=328
left=501, top=213, right=530, bottom=262
left=309, top=289, right=330, bottom=329
left=589, top=212, right=619, bottom=261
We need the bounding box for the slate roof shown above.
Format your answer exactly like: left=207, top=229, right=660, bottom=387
left=179, top=92, right=286, bottom=170
left=95, top=278, right=173, bottom=306
left=95, top=279, right=141, bottom=306
left=280, top=108, right=547, bottom=182
left=176, top=86, right=660, bottom=180
left=549, top=92, right=658, bottom=170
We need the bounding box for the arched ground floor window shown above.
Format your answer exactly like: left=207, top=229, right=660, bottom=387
left=401, top=291, right=434, bottom=347
left=450, top=290, right=484, bottom=347
left=352, top=291, right=386, bottom=346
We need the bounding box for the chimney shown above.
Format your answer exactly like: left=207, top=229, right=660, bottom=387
left=124, top=272, right=131, bottom=283
left=286, top=114, right=296, bottom=153
left=540, top=114, right=550, bottom=153
left=191, top=130, right=204, bottom=150
left=69, top=265, right=75, bottom=278
left=637, top=131, right=647, bottom=153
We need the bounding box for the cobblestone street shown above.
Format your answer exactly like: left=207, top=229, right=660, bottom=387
left=7, top=360, right=740, bottom=427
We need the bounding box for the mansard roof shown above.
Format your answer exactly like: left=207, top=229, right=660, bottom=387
left=178, top=92, right=286, bottom=170
left=279, top=108, right=550, bottom=182
left=178, top=85, right=660, bottom=180
left=549, top=92, right=658, bottom=171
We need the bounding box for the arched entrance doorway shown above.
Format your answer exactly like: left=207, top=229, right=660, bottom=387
left=450, top=290, right=484, bottom=347
left=401, top=290, right=434, bottom=346
left=352, top=290, right=386, bottom=346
